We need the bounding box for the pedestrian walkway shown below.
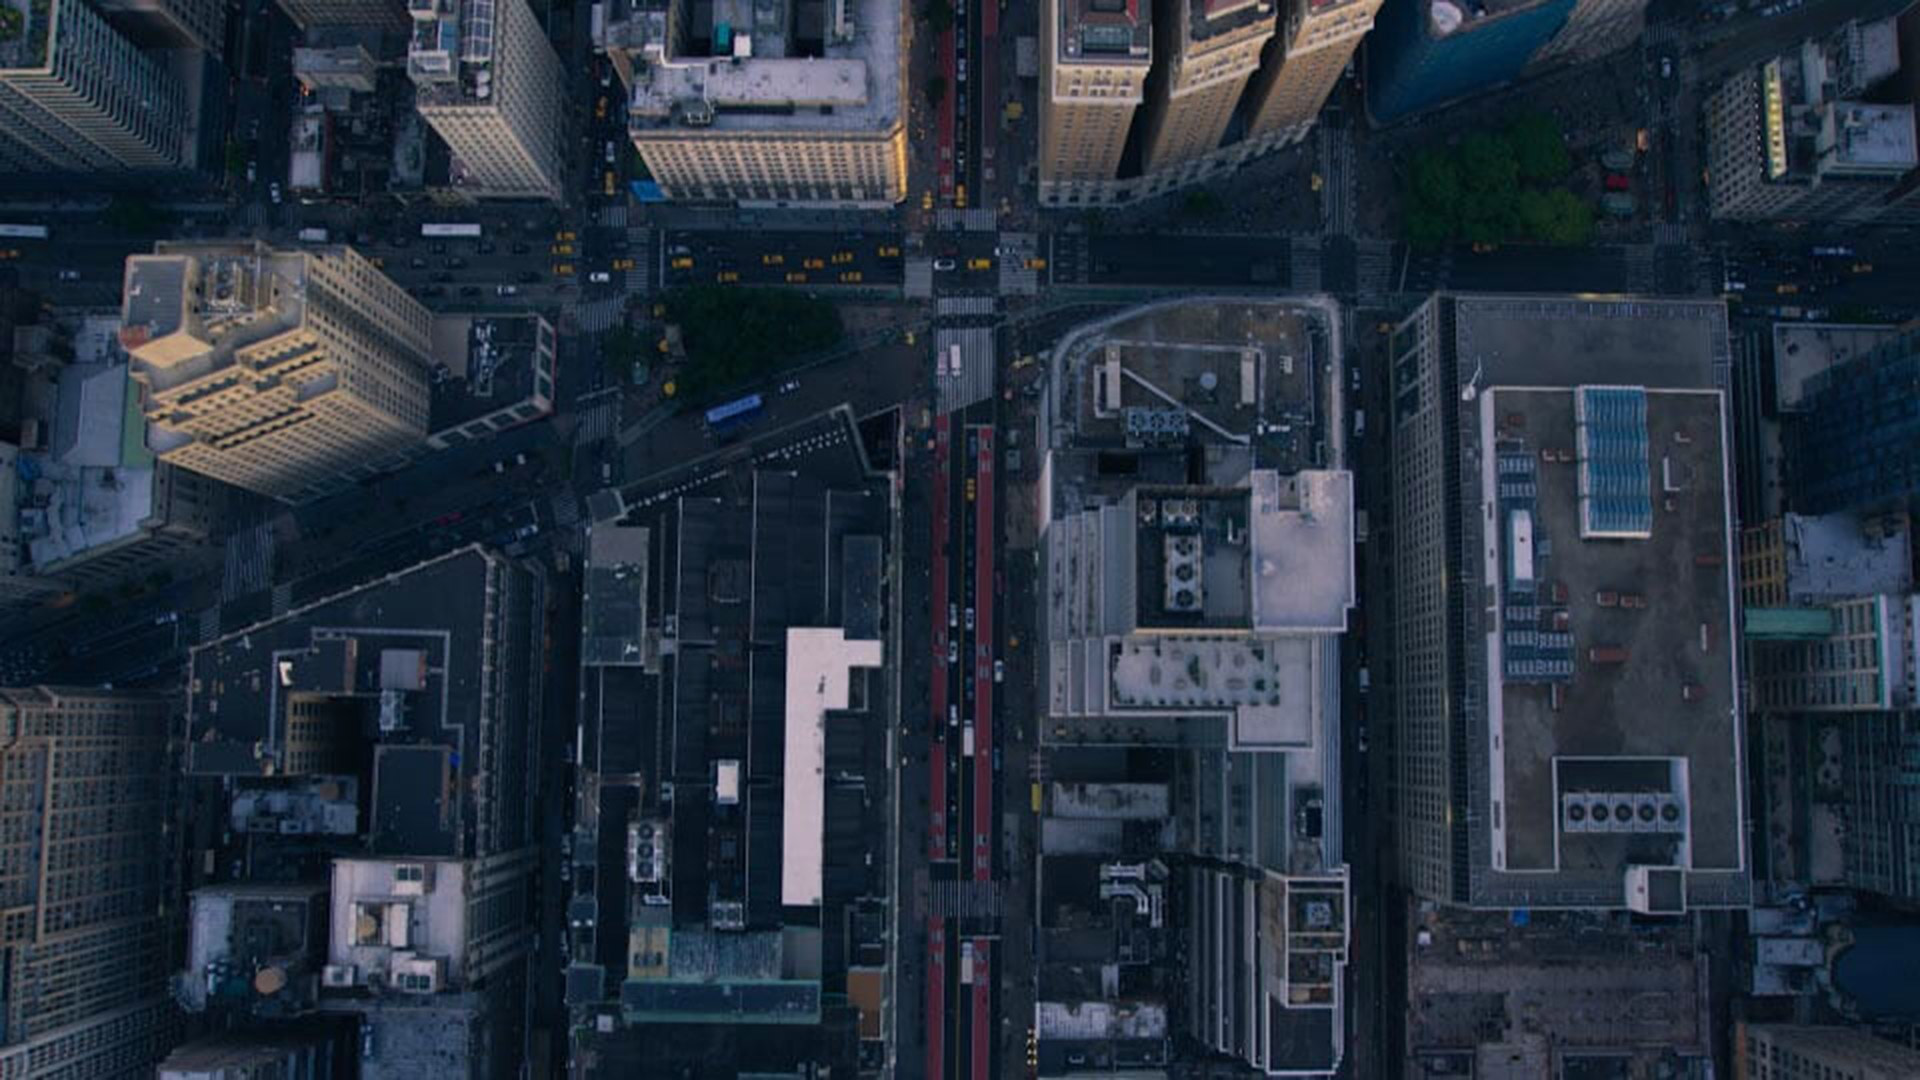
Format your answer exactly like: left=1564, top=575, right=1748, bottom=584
left=996, top=232, right=1039, bottom=296
left=1625, top=243, right=1656, bottom=294
left=936, top=296, right=996, bottom=318
left=552, top=490, right=581, bottom=530
left=1291, top=235, right=1323, bottom=293
left=271, top=582, right=293, bottom=619
left=1355, top=239, right=1396, bottom=299
left=1652, top=222, right=1689, bottom=246
left=575, top=297, right=624, bottom=333
left=935, top=208, right=997, bottom=232
left=574, top=398, right=618, bottom=444
left=934, top=324, right=995, bottom=415
left=904, top=258, right=934, bottom=299
left=598, top=204, right=629, bottom=229
left=930, top=879, right=1003, bottom=919
left=624, top=226, right=652, bottom=294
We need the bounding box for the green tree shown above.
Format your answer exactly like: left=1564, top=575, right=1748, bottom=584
left=1404, top=204, right=1453, bottom=251
left=1406, top=148, right=1461, bottom=217
left=924, top=75, right=947, bottom=108
left=1515, top=188, right=1556, bottom=240
left=1505, top=111, right=1570, bottom=185
left=1534, top=188, right=1594, bottom=246
left=663, top=287, right=843, bottom=398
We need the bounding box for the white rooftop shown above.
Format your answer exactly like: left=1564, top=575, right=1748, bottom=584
left=1249, top=470, right=1356, bottom=633
left=780, top=628, right=883, bottom=907
left=328, top=857, right=470, bottom=989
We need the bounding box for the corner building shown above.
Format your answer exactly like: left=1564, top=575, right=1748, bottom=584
left=120, top=240, right=433, bottom=503
left=1038, top=0, right=1152, bottom=206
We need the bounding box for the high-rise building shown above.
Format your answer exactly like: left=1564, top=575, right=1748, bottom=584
left=408, top=0, right=566, bottom=202
left=1528, top=0, right=1646, bottom=68
left=1364, top=0, right=1575, bottom=124
left=1037, top=0, right=1152, bottom=207
left=156, top=1025, right=345, bottom=1080
left=1386, top=294, right=1749, bottom=911
left=119, top=240, right=433, bottom=503
left=0, top=686, right=179, bottom=1079
left=0, top=0, right=193, bottom=172
left=1785, top=326, right=1920, bottom=515
left=276, top=0, right=406, bottom=34
left=1240, top=0, right=1381, bottom=155
left=89, top=0, right=227, bottom=54
left=1139, top=0, right=1275, bottom=180
left=1704, top=15, right=1918, bottom=225
left=601, top=0, right=907, bottom=206
left=1736, top=1024, right=1920, bottom=1080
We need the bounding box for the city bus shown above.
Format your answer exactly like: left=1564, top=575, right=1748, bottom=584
left=421, top=223, right=482, bottom=238
left=0, top=224, right=49, bottom=239
left=703, top=393, right=764, bottom=439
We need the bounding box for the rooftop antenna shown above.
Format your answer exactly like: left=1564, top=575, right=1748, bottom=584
left=1460, top=354, right=1485, bottom=402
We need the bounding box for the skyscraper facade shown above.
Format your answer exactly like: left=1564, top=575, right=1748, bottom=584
left=1240, top=0, right=1380, bottom=154
left=1140, top=0, right=1274, bottom=179
left=409, top=0, right=567, bottom=201
left=120, top=240, right=434, bottom=503
left=1364, top=0, right=1575, bottom=124
left=1786, top=326, right=1920, bottom=514
left=1737, top=1024, right=1920, bottom=1080
left=0, top=686, right=179, bottom=1079
left=0, top=0, right=193, bottom=172
left=1037, top=0, right=1152, bottom=206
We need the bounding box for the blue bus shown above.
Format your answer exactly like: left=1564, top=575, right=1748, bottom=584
left=704, top=393, right=764, bottom=437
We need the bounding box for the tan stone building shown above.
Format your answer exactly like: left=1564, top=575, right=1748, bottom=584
left=0, top=686, right=180, bottom=1079
left=119, top=240, right=433, bottom=503
left=1139, top=0, right=1273, bottom=183
left=602, top=0, right=906, bottom=206
left=409, top=0, right=567, bottom=202
left=1737, top=1024, right=1920, bottom=1080
left=1038, top=0, right=1152, bottom=207
left=0, top=0, right=193, bottom=172
left=1241, top=0, right=1379, bottom=154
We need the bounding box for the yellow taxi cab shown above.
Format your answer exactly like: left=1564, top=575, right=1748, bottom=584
left=831, top=251, right=854, bottom=264
left=839, top=271, right=862, bottom=284
left=1853, top=262, right=1874, bottom=274
left=550, top=243, right=574, bottom=255
left=762, top=253, right=785, bottom=266
left=603, top=171, right=616, bottom=196
left=552, top=263, right=575, bottom=276
left=716, top=270, right=740, bottom=283
left=955, top=184, right=967, bottom=208
left=612, top=258, right=635, bottom=270
left=802, top=257, right=825, bottom=270
left=921, top=190, right=934, bottom=210
left=1024, top=257, right=1046, bottom=270
left=1470, top=242, right=1497, bottom=254
left=966, top=257, right=991, bottom=271
left=595, top=96, right=608, bottom=119
left=786, top=271, right=808, bottom=284
left=877, top=245, right=901, bottom=258
left=554, top=230, right=576, bottom=242
left=1776, top=283, right=1799, bottom=295
left=965, top=477, right=976, bottom=502
left=670, top=256, right=694, bottom=269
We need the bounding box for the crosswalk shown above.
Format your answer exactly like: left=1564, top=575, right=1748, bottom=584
left=1291, top=235, right=1323, bottom=293
left=996, top=232, right=1040, bottom=296
left=935, top=208, right=998, bottom=231
left=1624, top=244, right=1656, bottom=294
left=930, top=879, right=1003, bottom=919
left=575, top=297, right=624, bottom=333
left=599, top=204, right=629, bottom=229
left=624, top=226, right=652, bottom=294
left=1652, top=222, right=1689, bottom=246
left=552, top=491, right=581, bottom=530
left=1355, top=239, right=1396, bottom=299
left=575, top=397, right=618, bottom=444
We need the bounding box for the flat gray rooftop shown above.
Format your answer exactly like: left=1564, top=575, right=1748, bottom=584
left=1452, top=296, right=1730, bottom=393
left=1485, top=387, right=1742, bottom=888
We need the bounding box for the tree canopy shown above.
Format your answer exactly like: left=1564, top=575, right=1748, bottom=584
left=663, top=286, right=843, bottom=399
left=1397, top=111, right=1592, bottom=251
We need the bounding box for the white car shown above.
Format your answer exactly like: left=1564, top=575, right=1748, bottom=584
left=57, top=270, right=80, bottom=281
left=268, top=182, right=281, bottom=204
left=933, top=258, right=957, bottom=272
left=589, top=271, right=611, bottom=283
left=496, top=284, right=519, bottom=296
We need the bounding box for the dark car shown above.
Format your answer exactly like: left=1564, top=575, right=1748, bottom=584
left=460, top=285, right=481, bottom=296
left=431, top=242, right=447, bottom=254
left=410, top=257, right=428, bottom=269
left=446, top=256, right=467, bottom=268
left=512, top=242, right=530, bottom=254
left=478, top=242, right=496, bottom=254
left=431, top=271, right=453, bottom=282
left=519, top=270, right=541, bottom=283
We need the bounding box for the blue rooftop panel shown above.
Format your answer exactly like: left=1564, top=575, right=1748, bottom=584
left=1576, top=386, right=1653, bottom=539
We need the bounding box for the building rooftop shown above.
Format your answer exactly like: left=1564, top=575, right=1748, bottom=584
left=327, top=857, right=473, bottom=991
left=607, top=0, right=901, bottom=135
left=1773, top=322, right=1899, bottom=412
left=1058, top=0, right=1151, bottom=64
left=1186, top=0, right=1272, bottom=47
left=407, top=0, right=510, bottom=107
left=583, top=524, right=651, bottom=666
left=17, top=358, right=165, bottom=573
left=426, top=314, right=554, bottom=438
left=1480, top=385, right=1742, bottom=895
left=1774, top=512, right=1912, bottom=601
left=780, top=627, right=884, bottom=907
left=183, top=882, right=329, bottom=1014
left=1750, top=17, right=1915, bottom=183
left=187, top=545, right=539, bottom=857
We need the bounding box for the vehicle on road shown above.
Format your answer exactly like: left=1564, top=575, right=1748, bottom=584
left=877, top=244, right=900, bottom=257
left=460, top=285, right=481, bottom=296
left=785, top=271, right=807, bottom=283
left=777, top=379, right=800, bottom=395
left=831, top=251, right=854, bottom=264
left=967, top=257, right=991, bottom=271
left=550, top=243, right=574, bottom=255
left=933, top=258, right=956, bottom=271
left=839, top=271, right=863, bottom=283
left=0, top=224, right=50, bottom=240
left=762, top=253, right=785, bottom=265
left=553, top=263, right=574, bottom=276
left=588, top=271, right=611, bottom=283
left=965, top=607, right=974, bottom=631
left=949, top=603, right=958, bottom=627
left=497, top=284, right=519, bottom=296
left=671, top=256, right=694, bottom=269
left=993, top=659, right=1004, bottom=683
left=424, top=223, right=483, bottom=238
left=1660, top=56, right=1673, bottom=78
left=612, top=257, right=635, bottom=270
left=803, top=257, right=825, bottom=270
left=1603, top=173, right=1631, bottom=192
left=704, top=393, right=765, bottom=439
left=57, top=269, right=80, bottom=281
left=716, top=270, right=740, bottom=283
